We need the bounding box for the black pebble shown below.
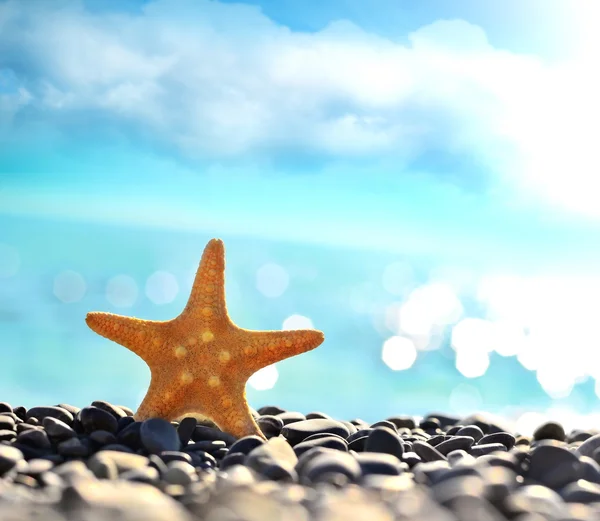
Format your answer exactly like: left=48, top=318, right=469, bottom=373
left=386, top=416, right=415, bottom=430
left=412, top=440, right=446, bottom=462
left=79, top=406, right=119, bottom=434
left=365, top=427, right=404, bottom=459
left=117, top=421, right=143, bottom=450
left=456, top=425, right=484, bottom=442
left=0, top=402, right=12, bottom=414
left=533, top=421, right=566, bottom=442
left=478, top=432, right=516, bottom=450
left=117, top=416, right=135, bottom=432
left=17, top=428, right=51, bottom=449
left=527, top=443, right=582, bottom=490
left=257, top=415, right=284, bottom=439
left=348, top=436, right=368, bottom=453
left=470, top=443, right=507, bottom=457
left=91, top=400, right=128, bottom=421
left=294, top=436, right=348, bottom=456
left=228, top=435, right=265, bottom=456
left=435, top=436, right=474, bottom=456
left=43, top=417, right=77, bottom=441
left=177, top=417, right=197, bottom=445
left=0, top=445, right=23, bottom=475
left=26, top=406, right=73, bottom=426
left=281, top=419, right=350, bottom=446
left=192, top=426, right=236, bottom=445
left=140, top=418, right=181, bottom=454
left=355, top=452, right=403, bottom=476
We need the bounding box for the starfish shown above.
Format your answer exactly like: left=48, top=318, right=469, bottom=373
left=85, top=238, right=324, bottom=439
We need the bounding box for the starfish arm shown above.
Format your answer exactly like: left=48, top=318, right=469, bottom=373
left=236, top=328, right=325, bottom=376
left=135, top=373, right=191, bottom=422
left=85, top=312, right=166, bottom=361
left=178, top=238, right=229, bottom=328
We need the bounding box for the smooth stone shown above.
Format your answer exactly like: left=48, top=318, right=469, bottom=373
left=117, top=421, right=142, bottom=449
left=79, top=406, right=119, bottom=434
left=276, top=411, right=306, bottom=425
left=257, top=405, right=286, bottom=416
left=57, top=403, right=81, bottom=417
left=88, top=455, right=118, bottom=480
left=26, top=406, right=73, bottom=426
left=470, top=443, right=507, bottom=457
left=533, top=421, right=566, bottom=442
left=89, top=430, right=117, bottom=446
left=455, top=425, right=484, bottom=442
left=0, top=429, right=15, bottom=441
left=579, top=456, right=600, bottom=485
left=447, top=450, right=476, bottom=467
left=426, top=434, right=449, bottom=447
left=528, top=444, right=582, bottom=490
left=42, top=417, right=77, bottom=440
left=117, top=405, right=134, bottom=417
left=425, top=414, right=460, bottom=429
left=419, top=418, right=441, bottom=431
left=120, top=465, right=160, bottom=485
left=561, top=479, right=600, bottom=503
left=191, top=426, right=236, bottom=445
left=88, top=450, right=150, bottom=475
left=348, top=436, right=368, bottom=452
left=261, top=461, right=298, bottom=482
left=11, top=442, right=50, bottom=460
left=412, top=440, right=446, bottom=462
left=0, top=445, right=24, bottom=475
left=117, top=416, right=136, bottom=432
left=164, top=461, right=197, bottom=486
left=412, top=460, right=451, bottom=485
left=576, top=434, right=600, bottom=459
left=294, top=436, right=348, bottom=456
left=386, top=416, right=415, bottom=430
left=281, top=419, right=350, bottom=446
left=12, top=406, right=27, bottom=421
left=228, top=435, right=265, bottom=456
left=220, top=452, right=246, bottom=470
left=478, top=432, right=516, bottom=450
left=0, top=416, right=15, bottom=431
left=480, top=466, right=521, bottom=503
left=568, top=430, right=594, bottom=444
left=148, top=453, right=168, bottom=476
left=0, top=403, right=11, bottom=413
left=300, top=449, right=362, bottom=484
left=504, top=485, right=567, bottom=519
left=370, top=420, right=397, bottom=432
left=23, top=458, right=54, bottom=476
left=401, top=452, right=421, bottom=467
left=58, top=437, right=90, bottom=457
left=355, top=452, right=403, bottom=476
left=245, top=436, right=298, bottom=474
left=435, top=436, right=475, bottom=456
left=303, top=432, right=347, bottom=443
left=53, top=460, right=96, bottom=484
left=140, top=418, right=181, bottom=454
left=91, top=401, right=128, bottom=420
left=177, top=417, right=197, bottom=445
left=257, top=415, right=284, bottom=439
left=365, top=426, right=404, bottom=459
left=347, top=429, right=373, bottom=443
left=17, top=428, right=51, bottom=449
left=160, top=451, right=193, bottom=465
left=15, top=423, right=36, bottom=434
left=305, top=411, right=332, bottom=420
left=432, top=475, right=486, bottom=506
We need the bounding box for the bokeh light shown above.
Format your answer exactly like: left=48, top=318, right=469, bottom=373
left=448, top=383, right=483, bottom=415
left=106, top=274, right=138, bottom=308
left=53, top=270, right=87, bottom=303
left=455, top=349, right=489, bottom=378
left=145, top=271, right=179, bottom=305
left=256, top=263, right=289, bottom=298
left=0, top=243, right=20, bottom=278
left=282, top=314, right=314, bottom=330
left=381, top=261, right=414, bottom=296
left=248, top=365, right=279, bottom=390
left=381, top=336, right=417, bottom=371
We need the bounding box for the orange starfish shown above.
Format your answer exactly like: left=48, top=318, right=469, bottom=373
left=85, top=238, right=324, bottom=439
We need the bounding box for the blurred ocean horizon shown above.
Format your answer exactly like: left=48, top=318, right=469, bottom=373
left=2, top=211, right=600, bottom=436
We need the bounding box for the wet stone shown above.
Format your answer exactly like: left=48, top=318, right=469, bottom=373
left=281, top=418, right=350, bottom=446
left=0, top=445, right=23, bottom=475
left=258, top=405, right=286, bottom=416
left=276, top=411, right=306, bottom=425
left=57, top=437, right=90, bottom=458
left=12, top=405, right=27, bottom=421
left=0, top=402, right=11, bottom=413
left=177, top=417, right=197, bottom=446
left=192, top=425, right=236, bottom=445
left=412, top=440, right=446, bottom=462
left=348, top=435, right=368, bottom=452
left=365, top=426, right=404, bottom=459
left=117, top=421, right=143, bottom=449
left=528, top=443, right=582, bottom=490
left=533, top=421, right=566, bottom=442
left=160, top=451, right=192, bottom=465
left=306, top=411, right=332, bottom=420
left=419, top=418, right=441, bottom=431
left=470, top=443, right=507, bottom=457
left=17, top=428, right=51, bottom=449
left=26, top=406, right=73, bottom=426
left=89, top=429, right=117, bottom=446
left=456, top=425, right=484, bottom=442
left=435, top=436, right=475, bottom=456
left=79, top=406, right=119, bottom=434
left=25, top=416, right=40, bottom=426
left=228, top=435, right=265, bottom=456
left=478, top=432, right=516, bottom=450
left=220, top=452, right=246, bottom=470
left=257, top=415, right=283, bottom=439
left=42, top=417, right=76, bottom=440
left=300, top=449, right=362, bottom=484
left=0, top=429, right=15, bottom=442
left=184, top=439, right=226, bottom=453
left=294, top=435, right=348, bottom=456
left=355, top=452, right=403, bottom=476
left=0, top=415, right=15, bottom=431
left=117, top=415, right=135, bottom=432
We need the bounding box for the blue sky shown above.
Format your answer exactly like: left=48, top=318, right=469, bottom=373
left=1, top=0, right=600, bottom=427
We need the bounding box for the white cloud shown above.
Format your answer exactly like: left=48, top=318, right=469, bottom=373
left=1, top=0, right=600, bottom=215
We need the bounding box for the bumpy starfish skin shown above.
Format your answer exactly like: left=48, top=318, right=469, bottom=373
left=85, top=239, right=325, bottom=439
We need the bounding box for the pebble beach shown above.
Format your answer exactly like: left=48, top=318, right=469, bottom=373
left=1, top=401, right=600, bottom=520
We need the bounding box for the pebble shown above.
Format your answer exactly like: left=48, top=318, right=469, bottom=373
left=0, top=415, right=15, bottom=431
left=0, top=445, right=23, bottom=475
left=365, top=426, right=404, bottom=459
left=300, top=449, right=361, bottom=484
left=42, top=417, right=77, bottom=440
left=281, top=419, right=350, bottom=446
left=533, top=421, right=566, bottom=442
left=177, top=417, right=197, bottom=445
left=164, top=460, right=197, bottom=486
left=26, top=406, right=74, bottom=426
left=79, top=406, right=119, bottom=434
left=294, top=435, right=348, bottom=456
left=528, top=443, right=582, bottom=490
left=140, top=419, right=181, bottom=454
left=435, top=435, right=475, bottom=455
left=91, top=400, right=128, bottom=420
left=412, top=440, right=446, bottom=462
left=16, top=428, right=51, bottom=449
left=455, top=425, right=484, bottom=442
left=478, top=432, right=516, bottom=450
left=355, top=452, right=403, bottom=476
left=471, top=443, right=507, bottom=457
left=257, top=415, right=284, bottom=438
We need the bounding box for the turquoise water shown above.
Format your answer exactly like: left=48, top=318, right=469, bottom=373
left=1, top=213, right=596, bottom=429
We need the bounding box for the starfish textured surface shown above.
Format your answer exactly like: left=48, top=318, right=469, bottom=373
left=85, top=239, right=325, bottom=439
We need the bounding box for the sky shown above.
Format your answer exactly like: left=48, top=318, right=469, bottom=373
left=1, top=0, right=600, bottom=432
